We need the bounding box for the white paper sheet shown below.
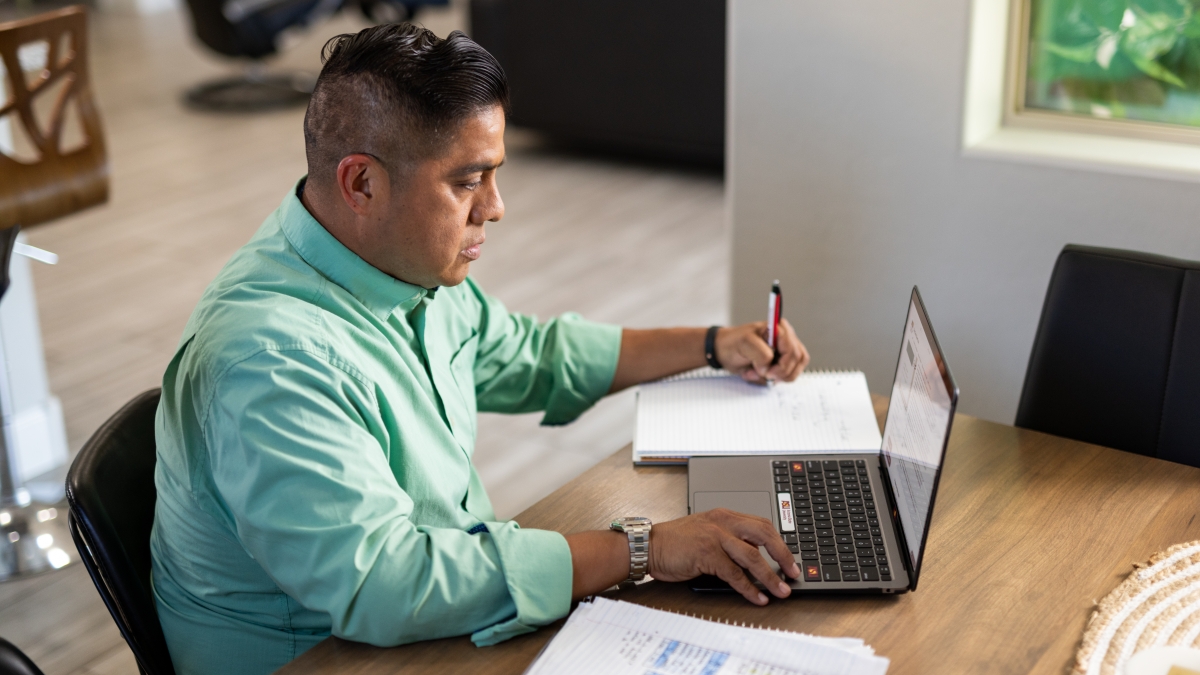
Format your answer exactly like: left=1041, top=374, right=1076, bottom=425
left=524, top=598, right=889, bottom=675
left=634, top=369, right=883, bottom=458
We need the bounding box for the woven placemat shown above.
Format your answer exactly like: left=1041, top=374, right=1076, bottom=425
left=1073, top=541, right=1200, bottom=675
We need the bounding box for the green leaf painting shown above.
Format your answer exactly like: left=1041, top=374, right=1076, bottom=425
left=1026, top=0, right=1200, bottom=125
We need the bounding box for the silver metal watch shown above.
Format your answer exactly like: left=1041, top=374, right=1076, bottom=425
left=610, top=516, right=652, bottom=582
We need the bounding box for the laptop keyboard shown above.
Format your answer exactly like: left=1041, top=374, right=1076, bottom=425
left=773, top=459, right=893, bottom=584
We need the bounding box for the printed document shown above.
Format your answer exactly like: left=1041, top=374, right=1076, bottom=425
left=524, top=597, right=889, bottom=675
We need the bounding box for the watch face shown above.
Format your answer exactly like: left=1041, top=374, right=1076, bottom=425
left=613, top=517, right=651, bottom=530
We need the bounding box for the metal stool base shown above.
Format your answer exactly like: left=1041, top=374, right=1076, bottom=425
left=183, top=71, right=315, bottom=112
left=0, top=499, right=74, bottom=581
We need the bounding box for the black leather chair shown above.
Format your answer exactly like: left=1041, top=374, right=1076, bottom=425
left=181, top=0, right=447, bottom=111
left=1016, top=245, right=1200, bottom=466
left=65, top=389, right=175, bottom=675
left=0, top=638, right=44, bottom=675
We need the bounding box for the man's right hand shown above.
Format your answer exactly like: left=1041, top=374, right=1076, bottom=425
left=649, top=509, right=800, bottom=605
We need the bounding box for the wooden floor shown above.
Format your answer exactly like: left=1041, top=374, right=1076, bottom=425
left=3, top=2, right=726, bottom=673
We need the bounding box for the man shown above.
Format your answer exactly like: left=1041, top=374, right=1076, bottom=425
left=151, top=24, right=811, bottom=675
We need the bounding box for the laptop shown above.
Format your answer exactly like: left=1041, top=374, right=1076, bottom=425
left=688, top=286, right=958, bottom=594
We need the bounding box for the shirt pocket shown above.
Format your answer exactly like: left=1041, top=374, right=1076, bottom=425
left=448, top=333, right=479, bottom=439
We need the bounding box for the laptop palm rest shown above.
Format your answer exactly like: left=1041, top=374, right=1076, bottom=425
left=693, top=491, right=774, bottom=520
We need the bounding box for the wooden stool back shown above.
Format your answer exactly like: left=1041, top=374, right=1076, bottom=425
left=0, top=5, right=108, bottom=230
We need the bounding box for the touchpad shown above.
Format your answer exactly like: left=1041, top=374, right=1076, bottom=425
left=693, top=491, right=774, bottom=522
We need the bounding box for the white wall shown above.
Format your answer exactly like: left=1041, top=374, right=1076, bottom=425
left=728, top=0, right=1200, bottom=423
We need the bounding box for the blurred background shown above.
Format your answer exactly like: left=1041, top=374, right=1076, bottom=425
left=1, top=0, right=1199, bottom=670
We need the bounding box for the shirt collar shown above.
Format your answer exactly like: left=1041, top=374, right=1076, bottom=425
left=279, top=178, right=426, bottom=319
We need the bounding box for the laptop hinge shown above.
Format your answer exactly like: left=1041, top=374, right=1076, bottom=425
left=877, top=455, right=917, bottom=590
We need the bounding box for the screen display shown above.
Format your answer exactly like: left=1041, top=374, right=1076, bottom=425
left=881, top=296, right=955, bottom=574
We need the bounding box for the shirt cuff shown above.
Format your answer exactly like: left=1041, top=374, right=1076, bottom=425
left=540, top=315, right=622, bottom=426
left=470, top=522, right=573, bottom=647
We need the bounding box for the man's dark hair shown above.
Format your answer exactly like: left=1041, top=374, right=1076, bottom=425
left=303, top=24, right=508, bottom=187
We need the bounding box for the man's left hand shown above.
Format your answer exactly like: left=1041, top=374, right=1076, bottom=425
left=715, top=319, right=809, bottom=384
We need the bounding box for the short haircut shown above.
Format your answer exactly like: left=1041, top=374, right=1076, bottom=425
left=303, top=24, right=509, bottom=188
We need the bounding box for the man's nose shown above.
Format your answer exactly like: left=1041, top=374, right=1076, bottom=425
left=472, top=180, right=504, bottom=224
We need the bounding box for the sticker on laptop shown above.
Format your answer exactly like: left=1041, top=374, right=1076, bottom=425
left=777, top=492, right=795, bottom=532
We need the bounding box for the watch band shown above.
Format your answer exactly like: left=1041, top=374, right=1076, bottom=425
left=610, top=517, right=652, bottom=582
left=704, top=325, right=722, bottom=370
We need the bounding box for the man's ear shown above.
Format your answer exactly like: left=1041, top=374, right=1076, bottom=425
left=336, top=154, right=389, bottom=217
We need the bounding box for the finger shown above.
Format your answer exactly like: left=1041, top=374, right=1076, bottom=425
left=722, top=537, right=791, bottom=599
left=738, top=332, right=775, bottom=379
left=768, top=320, right=804, bottom=381
left=727, top=515, right=800, bottom=579
left=711, top=557, right=768, bottom=605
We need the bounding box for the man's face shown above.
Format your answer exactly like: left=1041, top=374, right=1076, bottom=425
left=374, top=105, right=506, bottom=289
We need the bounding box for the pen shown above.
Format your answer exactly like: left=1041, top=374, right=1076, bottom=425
left=768, top=280, right=781, bottom=366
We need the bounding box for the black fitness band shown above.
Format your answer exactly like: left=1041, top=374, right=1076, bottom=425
left=704, top=325, right=722, bottom=370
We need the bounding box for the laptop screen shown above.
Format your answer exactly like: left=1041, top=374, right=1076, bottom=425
left=880, top=288, right=958, bottom=586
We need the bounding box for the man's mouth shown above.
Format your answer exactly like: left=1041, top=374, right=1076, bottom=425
left=461, top=242, right=483, bottom=261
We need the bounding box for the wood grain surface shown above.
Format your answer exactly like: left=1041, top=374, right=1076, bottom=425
left=276, top=407, right=1200, bottom=675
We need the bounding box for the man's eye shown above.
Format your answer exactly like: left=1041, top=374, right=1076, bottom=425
left=462, top=181, right=481, bottom=191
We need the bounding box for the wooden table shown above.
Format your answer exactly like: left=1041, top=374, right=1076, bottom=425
left=276, top=405, right=1200, bottom=675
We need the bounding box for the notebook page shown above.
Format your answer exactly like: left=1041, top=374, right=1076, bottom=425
left=635, top=370, right=883, bottom=456
left=525, top=598, right=889, bottom=675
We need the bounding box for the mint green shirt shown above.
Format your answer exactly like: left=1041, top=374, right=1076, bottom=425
left=150, top=181, right=622, bottom=675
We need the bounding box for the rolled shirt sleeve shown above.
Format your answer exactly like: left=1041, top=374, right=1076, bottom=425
left=465, top=279, right=622, bottom=425
left=204, top=348, right=573, bottom=647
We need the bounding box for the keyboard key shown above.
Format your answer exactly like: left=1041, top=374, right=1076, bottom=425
left=814, top=505, right=829, bottom=513
left=867, top=511, right=878, bottom=518
left=837, top=544, right=854, bottom=553
left=828, top=486, right=843, bottom=494
left=800, top=542, right=817, bottom=551
left=783, top=533, right=798, bottom=544
left=821, top=555, right=838, bottom=565
left=790, top=461, right=805, bottom=475
left=874, top=547, right=887, bottom=556
left=861, top=568, right=880, bottom=582
left=804, top=564, right=822, bottom=581
left=868, top=519, right=879, bottom=527
left=814, top=512, right=830, bottom=521
left=774, top=467, right=788, bottom=476
left=870, top=528, right=881, bottom=536
left=773, top=460, right=788, bottom=468
left=788, top=544, right=799, bottom=554
left=846, top=498, right=862, bottom=506
left=840, top=460, right=854, bottom=467
left=798, top=533, right=816, bottom=542
left=832, top=510, right=848, bottom=519
left=813, top=497, right=828, bottom=505
left=834, top=518, right=850, bottom=527
left=823, top=461, right=839, bottom=470
left=823, top=567, right=841, bottom=582
left=797, top=517, right=813, bottom=525
left=873, top=537, right=884, bottom=545
left=840, top=562, right=859, bottom=571
left=858, top=558, right=876, bottom=567
left=853, top=532, right=870, bottom=540
left=839, top=552, right=857, bottom=561
left=850, top=515, right=866, bottom=523
left=834, top=527, right=851, bottom=535
left=848, top=507, right=865, bottom=515
left=801, top=551, right=819, bottom=560
left=879, top=566, right=891, bottom=576
left=856, top=459, right=866, bottom=467
left=836, top=535, right=852, bottom=544
left=806, top=461, right=821, bottom=472
left=851, top=523, right=867, bottom=531
left=842, top=572, right=861, bottom=581
left=856, top=540, right=872, bottom=549
left=819, top=546, right=835, bottom=554
left=878, top=557, right=888, bottom=566
left=818, top=538, right=834, bottom=547
left=795, top=508, right=812, bottom=517
left=798, top=525, right=814, bottom=533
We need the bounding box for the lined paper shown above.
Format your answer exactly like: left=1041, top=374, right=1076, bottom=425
left=634, top=369, right=882, bottom=458
left=524, top=597, right=889, bottom=675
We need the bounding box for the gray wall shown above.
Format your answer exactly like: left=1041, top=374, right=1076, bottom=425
left=728, top=0, right=1200, bottom=423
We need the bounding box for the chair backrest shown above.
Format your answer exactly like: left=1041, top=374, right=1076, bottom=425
left=1016, top=245, right=1200, bottom=466
left=66, top=389, right=175, bottom=675
left=0, top=638, right=44, bottom=675
left=0, top=5, right=108, bottom=230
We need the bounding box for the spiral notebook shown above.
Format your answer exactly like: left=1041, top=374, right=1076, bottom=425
left=633, top=368, right=883, bottom=465
left=524, top=597, right=889, bottom=675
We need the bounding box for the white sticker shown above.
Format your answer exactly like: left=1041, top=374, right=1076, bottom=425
left=776, top=492, right=795, bottom=532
